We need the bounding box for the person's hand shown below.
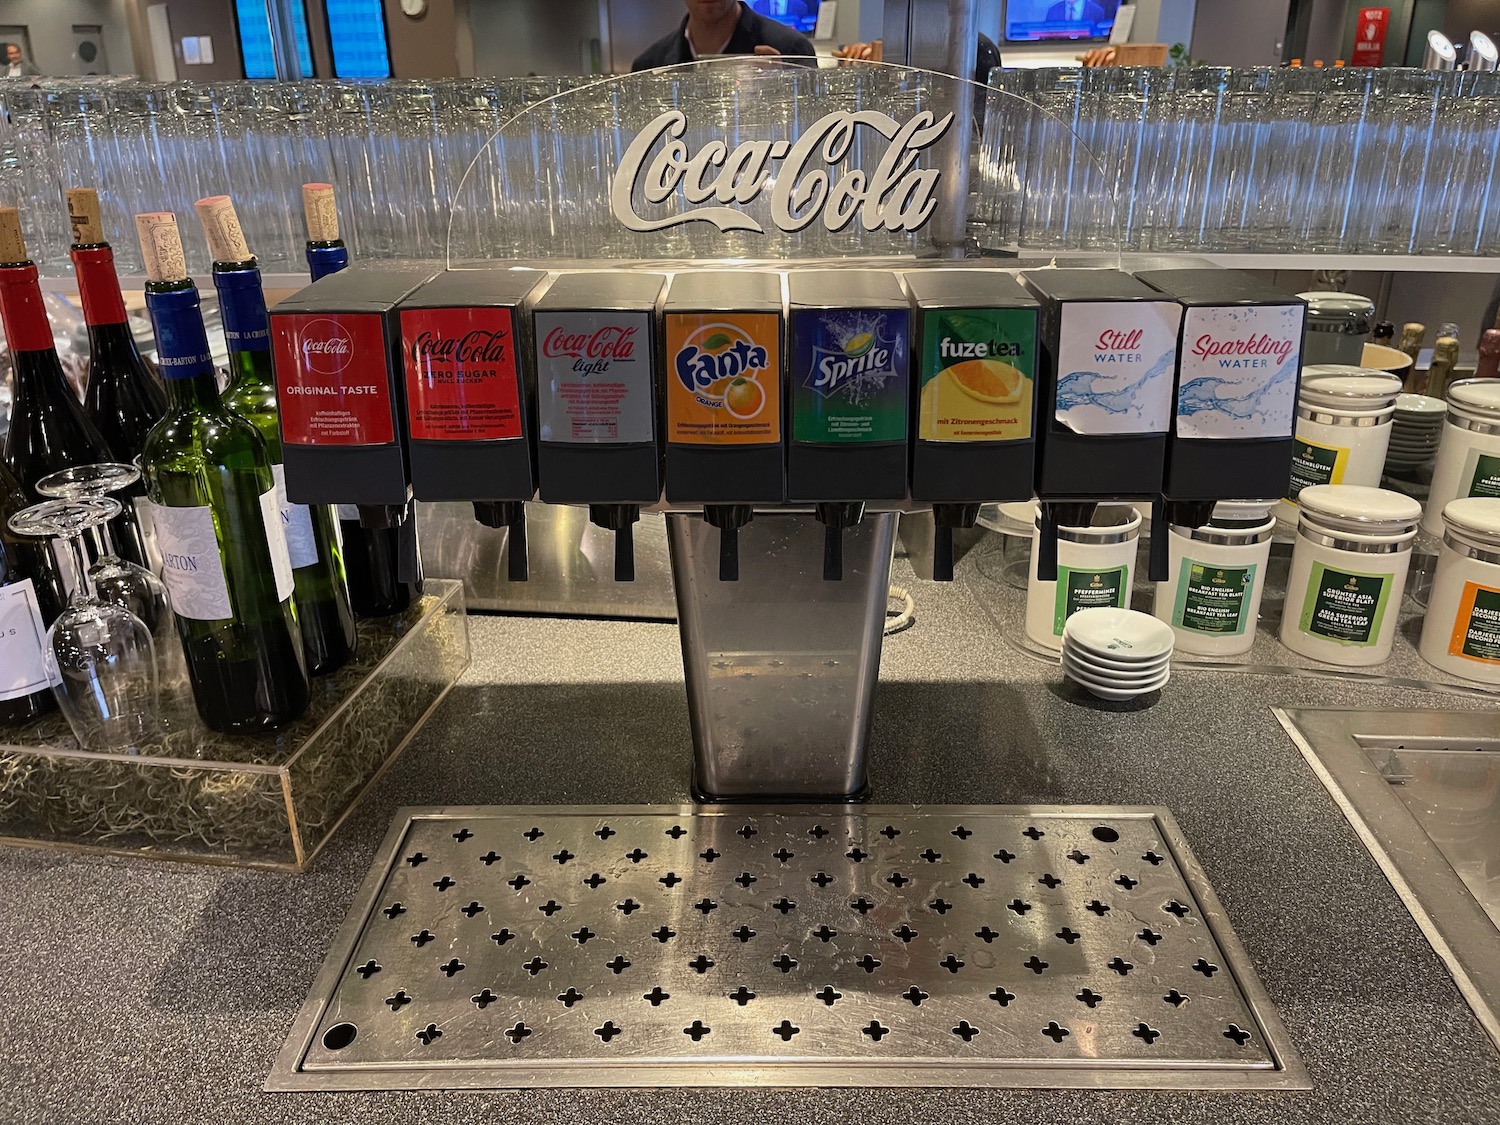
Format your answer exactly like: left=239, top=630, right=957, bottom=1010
left=753, top=45, right=781, bottom=56
left=835, top=41, right=879, bottom=61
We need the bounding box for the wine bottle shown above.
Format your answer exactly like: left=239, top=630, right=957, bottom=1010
left=1427, top=335, right=1460, bottom=400
left=197, top=194, right=356, bottom=675
left=134, top=211, right=309, bottom=733
left=0, top=458, right=65, bottom=724
left=303, top=182, right=422, bottom=617
left=1477, top=329, right=1500, bottom=380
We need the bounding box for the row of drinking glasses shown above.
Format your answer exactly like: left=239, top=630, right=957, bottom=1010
left=974, top=65, right=1500, bottom=256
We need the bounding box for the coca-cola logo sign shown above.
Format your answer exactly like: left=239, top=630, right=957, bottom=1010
left=542, top=325, right=637, bottom=361
left=611, top=108, right=954, bottom=236
left=410, top=328, right=509, bottom=366
left=298, top=318, right=355, bottom=375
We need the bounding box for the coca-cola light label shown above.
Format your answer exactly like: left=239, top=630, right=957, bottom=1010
left=534, top=310, right=654, bottom=444
left=1055, top=302, right=1182, bottom=435
left=1176, top=304, right=1305, bottom=440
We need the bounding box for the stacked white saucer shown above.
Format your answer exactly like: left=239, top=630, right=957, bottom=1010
left=1061, top=608, right=1174, bottom=701
left=1386, top=393, right=1446, bottom=471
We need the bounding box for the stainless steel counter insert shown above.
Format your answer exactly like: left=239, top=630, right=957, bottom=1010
left=269, top=805, right=1307, bottom=1090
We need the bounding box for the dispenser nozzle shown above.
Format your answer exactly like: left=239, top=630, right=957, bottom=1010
left=704, top=504, right=753, bottom=582
left=473, top=500, right=529, bottom=582
left=814, top=502, right=865, bottom=582
left=930, top=503, right=982, bottom=582
left=589, top=503, right=640, bottom=583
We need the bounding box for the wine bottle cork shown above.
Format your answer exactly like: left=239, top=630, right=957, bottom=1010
left=302, top=183, right=340, bottom=242
left=66, top=188, right=105, bottom=245
left=0, top=206, right=29, bottom=264
left=136, top=212, right=187, bottom=283
left=193, top=194, right=252, bottom=263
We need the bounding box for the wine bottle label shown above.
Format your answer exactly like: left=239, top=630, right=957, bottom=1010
left=272, top=464, right=320, bottom=570
left=151, top=504, right=233, bottom=621
left=1175, top=304, right=1304, bottom=440
left=1054, top=302, right=1181, bottom=435
left=259, top=487, right=295, bottom=603
left=0, top=579, right=57, bottom=700
left=401, top=306, right=524, bottom=441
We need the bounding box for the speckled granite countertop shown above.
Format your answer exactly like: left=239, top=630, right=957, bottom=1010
left=3, top=548, right=1498, bottom=1125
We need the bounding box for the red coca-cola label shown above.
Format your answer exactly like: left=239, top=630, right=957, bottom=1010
left=271, top=312, right=396, bottom=446
left=400, top=306, right=523, bottom=442
left=70, top=246, right=128, bottom=327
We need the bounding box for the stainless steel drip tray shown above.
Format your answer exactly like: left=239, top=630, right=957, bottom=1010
left=269, top=805, right=1307, bottom=1091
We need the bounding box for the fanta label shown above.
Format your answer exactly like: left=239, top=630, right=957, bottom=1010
left=791, top=308, right=909, bottom=444
left=664, top=313, right=781, bottom=446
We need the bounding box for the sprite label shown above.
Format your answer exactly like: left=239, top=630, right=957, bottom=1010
left=791, top=307, right=909, bottom=443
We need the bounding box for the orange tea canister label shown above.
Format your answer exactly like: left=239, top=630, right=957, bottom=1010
left=665, top=312, right=781, bottom=446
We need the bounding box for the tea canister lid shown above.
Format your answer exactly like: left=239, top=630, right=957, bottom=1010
left=1446, top=378, right=1500, bottom=420
left=1298, top=292, right=1375, bottom=333
left=1298, top=366, right=1403, bottom=408
left=1297, top=484, right=1422, bottom=537
left=1442, top=497, right=1500, bottom=546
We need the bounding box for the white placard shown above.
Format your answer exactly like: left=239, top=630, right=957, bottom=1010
left=814, top=1, right=838, bottom=41
left=197, top=36, right=214, bottom=64
left=180, top=37, right=200, bottom=65
left=1110, top=4, right=1136, bottom=44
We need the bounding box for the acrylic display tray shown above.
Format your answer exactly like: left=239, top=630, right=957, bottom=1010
left=0, top=578, right=469, bottom=870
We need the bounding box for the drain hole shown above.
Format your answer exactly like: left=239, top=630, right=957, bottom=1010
left=452, top=828, right=473, bottom=842
left=684, top=1020, right=712, bottom=1041
left=993, top=848, right=1016, bottom=864
left=1041, top=1021, right=1069, bottom=1043
left=772, top=1020, right=800, bottom=1041
left=729, top=986, right=757, bottom=1005
left=1091, top=826, right=1120, bottom=843
left=322, top=1023, right=357, bottom=1050
left=1143, top=851, right=1165, bottom=865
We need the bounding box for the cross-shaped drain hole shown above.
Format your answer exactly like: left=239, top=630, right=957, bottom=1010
left=902, top=985, right=930, bottom=1006
left=557, top=987, right=584, bottom=1007
left=355, top=960, right=381, bottom=979
left=643, top=986, right=670, bottom=1006
left=772, top=848, right=795, bottom=863
left=538, top=900, right=563, bottom=917
left=584, top=874, right=607, bottom=889
left=1164, top=989, right=1189, bottom=1007
left=507, top=875, right=530, bottom=890
left=1132, top=1023, right=1161, bottom=1045
left=683, top=1021, right=711, bottom=1041
left=772, top=1020, right=800, bottom=1041
left=1056, top=927, right=1081, bottom=944
left=815, top=986, right=842, bottom=1006
left=432, top=876, right=455, bottom=892
left=929, top=898, right=954, bottom=914
left=522, top=957, right=547, bottom=976
left=894, top=924, right=919, bottom=943
left=405, top=852, right=428, bottom=867
left=952, top=1021, right=979, bottom=1042
left=479, top=851, right=501, bottom=866
left=595, top=1021, right=622, bottom=1042
left=625, top=848, right=648, bottom=863
left=1142, top=851, right=1165, bottom=865
left=737, top=825, right=757, bottom=839
left=666, top=825, right=687, bottom=839
left=616, top=898, right=641, bottom=915
left=1076, top=988, right=1103, bottom=1008
left=700, top=848, right=721, bottom=863
left=491, top=929, right=516, bottom=946
left=1107, top=957, right=1133, bottom=976
left=1164, top=900, right=1191, bottom=918
left=846, top=846, right=869, bottom=862
left=862, top=1020, right=890, bottom=1041
left=811, top=872, right=834, bottom=888
left=939, top=954, right=964, bottom=973
left=975, top=926, right=998, bottom=943
left=1038, top=873, right=1062, bottom=888
left=850, top=898, right=875, bottom=915
left=1224, top=1024, right=1252, bottom=1046
left=879, top=825, right=901, bottom=840
left=772, top=898, right=797, bottom=914
left=919, top=849, right=942, bottom=863
left=523, top=827, right=544, bottom=842
left=1067, top=849, right=1089, bottom=864
left=732, top=925, right=756, bottom=943
left=993, top=849, right=1016, bottom=863
left=1086, top=900, right=1110, bottom=916
left=962, top=873, right=985, bottom=888
left=439, top=958, right=465, bottom=977
left=660, top=873, right=682, bottom=888
left=471, top=989, right=498, bottom=1009
left=809, top=825, right=830, bottom=839
left=813, top=925, right=838, bottom=943
left=688, top=955, right=715, bottom=974
left=382, top=902, right=406, bottom=919
left=606, top=956, right=631, bottom=974
left=887, top=872, right=910, bottom=888
left=1022, top=826, right=1045, bottom=840
left=385, top=990, right=412, bottom=1010
left=1192, top=958, right=1219, bottom=977
left=1023, top=956, right=1049, bottom=974
left=652, top=926, right=677, bottom=943
left=729, top=986, right=756, bottom=1005
left=694, top=898, right=718, bottom=915
left=1116, top=874, right=1139, bottom=890
left=952, top=825, right=973, bottom=839
left=856, top=954, right=881, bottom=973
left=416, top=1024, right=442, bottom=1045
left=1137, top=928, right=1163, bottom=946
left=595, top=826, right=615, bottom=840
left=990, top=986, right=1016, bottom=1006
left=410, top=929, right=436, bottom=947
left=1007, top=898, right=1031, bottom=915
left=772, top=954, right=798, bottom=973
left=460, top=901, right=484, bottom=918
left=505, top=1022, right=532, bottom=1043
left=1041, top=1021, right=1069, bottom=1043
left=452, top=828, right=473, bottom=842
left=572, top=927, right=596, bottom=945
left=553, top=849, right=575, bottom=865
left=734, top=872, right=756, bottom=888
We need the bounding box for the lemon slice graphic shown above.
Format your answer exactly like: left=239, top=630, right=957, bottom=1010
left=946, top=359, right=1024, bottom=404
left=844, top=331, right=875, bottom=358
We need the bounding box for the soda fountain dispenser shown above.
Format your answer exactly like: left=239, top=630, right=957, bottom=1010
left=905, top=269, right=1040, bottom=581
left=269, top=266, right=438, bottom=530
left=662, top=270, right=785, bottom=581
left=532, top=272, right=667, bottom=582
left=786, top=269, right=910, bottom=581
left=1022, top=269, right=1183, bottom=582
left=396, top=270, right=548, bottom=582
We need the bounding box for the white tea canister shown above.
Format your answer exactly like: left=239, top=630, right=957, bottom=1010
left=1153, top=501, right=1276, bottom=656
left=1276, top=367, right=1403, bottom=524
left=1418, top=497, right=1500, bottom=684
left=1025, top=505, right=1141, bottom=653
left=1421, top=379, right=1500, bottom=536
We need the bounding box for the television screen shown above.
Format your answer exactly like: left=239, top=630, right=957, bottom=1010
left=1005, top=0, right=1122, bottom=42
left=746, top=0, right=820, bottom=35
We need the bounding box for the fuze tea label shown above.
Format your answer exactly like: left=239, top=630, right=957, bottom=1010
left=1176, top=304, right=1304, bottom=440
left=665, top=312, right=780, bottom=445
left=1054, top=301, right=1181, bottom=435
left=1286, top=437, right=1348, bottom=501
left=1450, top=581, right=1500, bottom=663
left=1299, top=563, right=1390, bottom=645
left=1173, top=560, right=1254, bottom=635
left=791, top=307, right=909, bottom=443
left=1053, top=564, right=1128, bottom=634
left=918, top=307, right=1035, bottom=443
left=536, top=310, right=654, bottom=444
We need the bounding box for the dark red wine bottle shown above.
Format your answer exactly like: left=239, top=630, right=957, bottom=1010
left=0, top=457, right=65, bottom=725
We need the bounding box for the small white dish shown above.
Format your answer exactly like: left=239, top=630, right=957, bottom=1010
left=1063, top=651, right=1170, bottom=684
left=1067, top=665, right=1171, bottom=700
left=1062, top=608, right=1175, bottom=663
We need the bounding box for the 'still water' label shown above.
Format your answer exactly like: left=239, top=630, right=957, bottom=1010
left=1450, top=581, right=1500, bottom=663
left=259, top=487, right=295, bottom=603
left=1173, top=560, right=1254, bottom=636
left=273, top=463, right=319, bottom=570
left=1464, top=451, right=1500, bottom=499
left=1176, top=304, right=1304, bottom=440
left=1286, top=437, right=1347, bottom=501
left=1054, top=301, right=1181, bottom=435
left=1053, top=564, right=1129, bottom=635
left=791, top=308, right=909, bottom=444
left=152, top=504, right=233, bottom=621
left=1299, top=563, right=1390, bottom=646
left=664, top=312, right=781, bottom=446
left=535, top=311, right=654, bottom=444
left=401, top=306, right=524, bottom=442
left=0, top=579, right=55, bottom=700
left=917, top=307, right=1035, bottom=443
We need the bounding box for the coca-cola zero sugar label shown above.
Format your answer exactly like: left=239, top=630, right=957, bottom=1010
left=1176, top=304, right=1305, bottom=440
left=534, top=310, right=654, bottom=444
left=271, top=313, right=395, bottom=445
left=1054, top=301, right=1181, bottom=435
left=400, top=306, right=523, bottom=442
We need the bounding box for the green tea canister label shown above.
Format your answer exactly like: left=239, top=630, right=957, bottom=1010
left=791, top=307, right=909, bottom=443
left=1286, top=438, right=1346, bottom=500
left=1454, top=583, right=1500, bottom=662
left=1299, top=563, right=1391, bottom=645
left=1173, top=560, right=1253, bottom=636
left=1465, top=452, right=1500, bottom=499
left=1054, top=564, right=1128, bottom=633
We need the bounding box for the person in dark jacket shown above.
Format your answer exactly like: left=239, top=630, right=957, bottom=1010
left=632, top=0, right=816, bottom=71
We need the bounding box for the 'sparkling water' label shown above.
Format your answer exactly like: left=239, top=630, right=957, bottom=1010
left=535, top=311, right=654, bottom=444
left=1173, top=561, right=1254, bottom=636
left=918, top=308, right=1034, bottom=443
left=1176, top=304, right=1304, bottom=440
left=1300, top=563, right=1390, bottom=646
left=1451, top=581, right=1500, bottom=663
left=1054, top=302, right=1181, bottom=435
left=791, top=308, right=909, bottom=444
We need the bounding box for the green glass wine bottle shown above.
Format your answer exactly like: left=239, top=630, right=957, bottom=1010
left=196, top=194, right=356, bottom=676
left=134, top=211, right=309, bottom=733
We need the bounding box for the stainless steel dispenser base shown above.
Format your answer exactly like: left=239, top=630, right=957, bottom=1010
left=270, top=805, right=1308, bottom=1091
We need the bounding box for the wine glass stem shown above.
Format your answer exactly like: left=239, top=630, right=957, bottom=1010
left=64, top=530, right=96, bottom=603
left=86, top=523, right=111, bottom=564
